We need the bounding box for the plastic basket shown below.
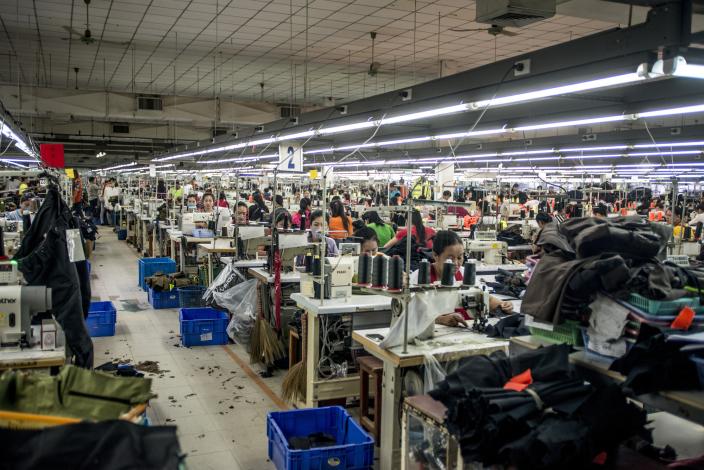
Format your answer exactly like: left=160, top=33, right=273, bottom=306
left=691, top=355, right=704, bottom=388
left=626, top=293, right=699, bottom=316
left=580, top=327, right=633, bottom=364
left=528, top=320, right=583, bottom=346
left=179, top=307, right=228, bottom=347
left=177, top=285, right=206, bottom=308
left=86, top=301, right=117, bottom=337
left=138, top=257, right=176, bottom=291
left=117, top=229, right=127, bottom=240
left=148, top=288, right=179, bottom=309
left=267, top=406, right=374, bottom=470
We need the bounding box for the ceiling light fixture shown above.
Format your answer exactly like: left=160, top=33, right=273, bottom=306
left=101, top=162, right=138, bottom=171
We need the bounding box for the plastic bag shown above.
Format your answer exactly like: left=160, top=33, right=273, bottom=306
left=220, top=279, right=258, bottom=345
left=204, top=262, right=245, bottom=300
left=423, top=352, right=445, bottom=394
left=379, top=290, right=459, bottom=350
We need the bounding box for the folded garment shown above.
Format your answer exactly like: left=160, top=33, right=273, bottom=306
left=430, top=345, right=648, bottom=468
left=485, top=314, right=530, bottom=339
left=610, top=324, right=700, bottom=394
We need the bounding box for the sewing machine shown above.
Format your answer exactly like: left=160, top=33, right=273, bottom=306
left=416, top=286, right=489, bottom=340
left=325, top=256, right=355, bottom=299
left=520, top=219, right=540, bottom=242
left=0, top=261, right=53, bottom=348
left=464, top=240, right=508, bottom=265
left=439, top=214, right=459, bottom=229
left=277, top=232, right=312, bottom=272
left=474, top=229, right=497, bottom=241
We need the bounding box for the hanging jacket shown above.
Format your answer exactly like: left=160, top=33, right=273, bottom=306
left=14, top=187, right=93, bottom=368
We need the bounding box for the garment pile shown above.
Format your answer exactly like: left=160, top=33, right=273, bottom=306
left=144, top=271, right=196, bottom=292
left=0, top=420, right=182, bottom=470
left=0, top=365, right=155, bottom=420
left=522, top=216, right=674, bottom=326
left=429, top=345, right=649, bottom=469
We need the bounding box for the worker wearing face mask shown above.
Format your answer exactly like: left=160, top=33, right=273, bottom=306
left=7, top=193, right=33, bottom=221
left=309, top=210, right=339, bottom=256
left=185, top=195, right=198, bottom=211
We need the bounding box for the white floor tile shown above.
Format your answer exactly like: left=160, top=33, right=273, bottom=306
left=91, top=233, right=285, bottom=467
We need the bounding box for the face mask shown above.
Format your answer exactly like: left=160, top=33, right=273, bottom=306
left=310, top=227, right=320, bottom=240
left=187, top=204, right=196, bottom=210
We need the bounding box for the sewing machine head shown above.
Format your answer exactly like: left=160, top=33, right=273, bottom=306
left=242, top=236, right=271, bottom=258
left=0, top=285, right=52, bottom=348
left=275, top=232, right=310, bottom=271
left=465, top=240, right=508, bottom=265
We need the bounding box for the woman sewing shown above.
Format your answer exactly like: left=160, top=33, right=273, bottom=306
left=410, top=230, right=513, bottom=327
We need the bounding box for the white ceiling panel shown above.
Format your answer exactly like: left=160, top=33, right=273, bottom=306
left=0, top=0, right=620, bottom=105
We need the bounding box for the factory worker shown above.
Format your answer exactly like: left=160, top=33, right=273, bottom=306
left=309, top=210, right=338, bottom=256
left=195, top=193, right=230, bottom=231
left=409, top=230, right=513, bottom=327
left=185, top=194, right=198, bottom=211
left=234, top=201, right=249, bottom=225
left=354, top=226, right=379, bottom=256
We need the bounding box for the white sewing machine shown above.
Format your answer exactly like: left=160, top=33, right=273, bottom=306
left=278, top=232, right=312, bottom=272
left=520, top=219, right=540, bottom=242
left=464, top=240, right=508, bottom=265
left=439, top=214, right=459, bottom=229
left=239, top=225, right=270, bottom=257
left=0, top=286, right=53, bottom=347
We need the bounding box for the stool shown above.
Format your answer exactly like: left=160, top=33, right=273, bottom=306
left=358, top=355, right=383, bottom=444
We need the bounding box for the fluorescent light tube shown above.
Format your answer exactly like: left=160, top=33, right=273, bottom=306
left=472, top=73, right=645, bottom=109
left=637, top=103, right=704, bottom=118
left=102, top=162, right=138, bottom=171
left=514, top=114, right=632, bottom=132
left=381, top=104, right=469, bottom=125
left=318, top=121, right=376, bottom=135
left=247, top=137, right=276, bottom=146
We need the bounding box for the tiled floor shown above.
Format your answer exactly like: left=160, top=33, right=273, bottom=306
left=90, top=232, right=283, bottom=470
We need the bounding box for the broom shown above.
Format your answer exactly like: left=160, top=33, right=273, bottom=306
left=282, top=313, right=307, bottom=403
left=249, top=282, right=285, bottom=366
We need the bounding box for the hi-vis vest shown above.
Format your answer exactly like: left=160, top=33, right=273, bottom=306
left=411, top=178, right=431, bottom=200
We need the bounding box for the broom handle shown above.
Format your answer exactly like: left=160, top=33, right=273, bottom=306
left=301, top=313, right=307, bottom=362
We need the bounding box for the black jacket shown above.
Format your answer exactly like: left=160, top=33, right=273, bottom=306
left=15, top=187, right=93, bottom=368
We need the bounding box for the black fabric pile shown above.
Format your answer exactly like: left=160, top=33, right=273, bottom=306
left=288, top=432, right=337, bottom=450
left=14, top=186, right=93, bottom=368
left=522, top=217, right=674, bottom=325
left=429, top=345, right=648, bottom=469
left=610, top=324, right=700, bottom=394
left=0, top=420, right=182, bottom=470
left=487, top=269, right=527, bottom=298
left=497, top=225, right=529, bottom=246
left=484, top=314, right=529, bottom=339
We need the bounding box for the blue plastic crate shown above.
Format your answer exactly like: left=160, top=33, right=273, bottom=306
left=138, top=257, right=177, bottom=291
left=177, top=285, right=207, bottom=308
left=179, top=307, right=228, bottom=347
left=267, top=406, right=374, bottom=470
left=86, top=301, right=117, bottom=337
left=148, top=288, right=179, bottom=309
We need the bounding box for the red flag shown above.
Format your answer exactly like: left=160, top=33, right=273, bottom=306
left=39, top=143, right=65, bottom=168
